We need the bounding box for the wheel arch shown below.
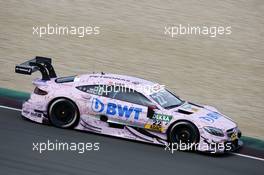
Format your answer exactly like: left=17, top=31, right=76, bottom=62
left=47, top=96, right=80, bottom=121
left=166, top=119, right=200, bottom=142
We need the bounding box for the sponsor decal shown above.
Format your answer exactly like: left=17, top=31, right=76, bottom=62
left=199, top=112, right=221, bottom=123
left=153, top=113, right=172, bottom=123
left=152, top=84, right=165, bottom=92
left=144, top=123, right=164, bottom=132
left=231, top=132, right=238, bottom=141
left=23, top=110, right=42, bottom=118
left=145, top=114, right=171, bottom=132
left=149, top=124, right=163, bottom=132
left=91, top=98, right=142, bottom=120
left=102, top=76, right=130, bottom=82
left=23, top=110, right=30, bottom=114
left=31, top=112, right=42, bottom=118
left=131, top=81, right=140, bottom=85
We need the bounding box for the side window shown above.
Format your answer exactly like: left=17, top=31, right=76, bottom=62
left=55, top=76, right=76, bottom=83
left=77, top=85, right=154, bottom=106
left=112, top=87, right=154, bottom=106
left=76, top=85, right=109, bottom=97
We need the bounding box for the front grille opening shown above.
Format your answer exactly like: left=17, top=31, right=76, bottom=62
left=226, top=127, right=236, bottom=137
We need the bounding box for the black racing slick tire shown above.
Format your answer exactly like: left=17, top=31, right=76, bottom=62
left=48, top=98, right=79, bottom=128
left=168, top=121, right=200, bottom=150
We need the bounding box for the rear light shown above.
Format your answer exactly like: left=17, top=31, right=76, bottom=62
left=34, top=87, right=48, bottom=95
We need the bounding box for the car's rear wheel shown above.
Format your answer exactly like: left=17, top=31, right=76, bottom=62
left=168, top=121, right=200, bottom=150
left=48, top=98, right=79, bottom=128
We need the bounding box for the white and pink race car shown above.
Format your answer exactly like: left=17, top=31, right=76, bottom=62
left=15, top=57, right=242, bottom=153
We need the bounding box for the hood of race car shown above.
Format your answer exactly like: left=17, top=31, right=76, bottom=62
left=171, top=102, right=237, bottom=131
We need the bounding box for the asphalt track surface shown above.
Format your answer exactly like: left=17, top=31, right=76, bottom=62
left=0, top=107, right=263, bottom=175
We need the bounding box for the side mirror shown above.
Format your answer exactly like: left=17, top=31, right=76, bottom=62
left=147, top=105, right=157, bottom=119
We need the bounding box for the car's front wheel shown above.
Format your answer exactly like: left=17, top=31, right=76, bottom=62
left=48, top=98, right=79, bottom=128
left=168, top=121, right=200, bottom=150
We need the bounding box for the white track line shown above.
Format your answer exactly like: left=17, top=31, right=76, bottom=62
left=0, top=105, right=263, bottom=162
left=232, top=153, right=264, bottom=162
left=0, top=105, right=21, bottom=111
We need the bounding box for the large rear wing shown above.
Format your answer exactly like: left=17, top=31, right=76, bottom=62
left=15, top=56, right=57, bottom=80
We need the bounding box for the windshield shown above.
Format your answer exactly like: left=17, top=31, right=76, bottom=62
left=150, top=89, right=184, bottom=109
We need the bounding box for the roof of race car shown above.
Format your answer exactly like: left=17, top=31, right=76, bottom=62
left=74, top=73, right=162, bottom=94
left=75, top=73, right=155, bottom=85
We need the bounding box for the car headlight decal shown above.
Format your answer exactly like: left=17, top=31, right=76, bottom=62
left=203, top=126, right=224, bottom=137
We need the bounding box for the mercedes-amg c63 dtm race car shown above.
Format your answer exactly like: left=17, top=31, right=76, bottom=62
left=15, top=57, right=243, bottom=153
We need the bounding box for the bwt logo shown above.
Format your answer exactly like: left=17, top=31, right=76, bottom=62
left=92, top=98, right=142, bottom=120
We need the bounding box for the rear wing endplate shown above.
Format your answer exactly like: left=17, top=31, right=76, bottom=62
left=15, top=56, right=57, bottom=80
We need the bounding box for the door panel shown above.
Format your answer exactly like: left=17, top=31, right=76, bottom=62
left=90, top=96, right=149, bottom=128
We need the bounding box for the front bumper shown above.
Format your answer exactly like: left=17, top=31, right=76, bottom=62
left=196, top=128, right=243, bottom=153
left=225, top=139, right=243, bottom=152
